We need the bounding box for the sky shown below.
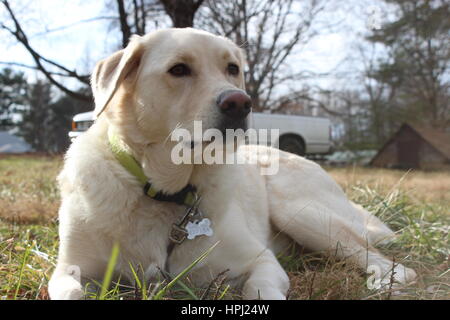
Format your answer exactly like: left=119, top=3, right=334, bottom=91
left=1, top=1, right=118, bottom=81
left=0, top=0, right=391, bottom=96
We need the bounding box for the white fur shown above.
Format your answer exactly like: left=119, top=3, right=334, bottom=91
left=49, top=28, right=416, bottom=300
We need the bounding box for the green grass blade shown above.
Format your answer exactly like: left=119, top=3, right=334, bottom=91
left=99, top=242, right=120, bottom=300
left=14, top=247, right=30, bottom=300
left=128, top=262, right=142, bottom=289
left=177, top=280, right=199, bottom=300
left=153, top=241, right=219, bottom=300
left=128, top=262, right=147, bottom=300
left=217, top=285, right=230, bottom=300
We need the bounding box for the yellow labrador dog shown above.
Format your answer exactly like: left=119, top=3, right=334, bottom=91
left=48, top=28, right=416, bottom=300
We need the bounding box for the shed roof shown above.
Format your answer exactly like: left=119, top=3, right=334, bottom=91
left=409, top=124, right=450, bottom=159
left=370, top=123, right=450, bottom=164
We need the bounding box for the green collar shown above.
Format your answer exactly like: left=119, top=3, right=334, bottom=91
left=108, top=132, right=197, bottom=207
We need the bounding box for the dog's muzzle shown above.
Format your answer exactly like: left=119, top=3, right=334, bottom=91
left=216, top=89, right=252, bottom=132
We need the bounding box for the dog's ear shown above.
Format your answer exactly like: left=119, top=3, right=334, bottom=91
left=91, top=36, right=144, bottom=118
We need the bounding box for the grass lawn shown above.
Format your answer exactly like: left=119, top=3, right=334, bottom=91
left=0, top=155, right=448, bottom=300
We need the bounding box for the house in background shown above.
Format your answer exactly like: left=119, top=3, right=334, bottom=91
left=0, top=131, right=32, bottom=153
left=370, top=123, right=450, bottom=170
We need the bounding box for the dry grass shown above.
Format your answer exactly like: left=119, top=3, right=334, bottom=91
left=0, top=155, right=448, bottom=300
left=0, top=156, right=62, bottom=225
left=328, top=166, right=450, bottom=208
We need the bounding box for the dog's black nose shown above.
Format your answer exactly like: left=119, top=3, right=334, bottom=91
left=217, top=90, right=252, bottom=120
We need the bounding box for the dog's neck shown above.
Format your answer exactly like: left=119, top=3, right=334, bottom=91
left=107, top=125, right=194, bottom=194
left=140, top=143, right=194, bottom=194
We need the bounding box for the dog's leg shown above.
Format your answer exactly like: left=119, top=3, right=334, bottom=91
left=49, top=198, right=106, bottom=300
left=242, top=250, right=290, bottom=300
left=254, top=147, right=417, bottom=286
left=271, top=206, right=416, bottom=286
left=350, top=202, right=396, bottom=245
left=48, top=235, right=107, bottom=300
left=49, top=240, right=107, bottom=300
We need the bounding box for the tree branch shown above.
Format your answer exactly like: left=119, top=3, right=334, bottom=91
left=0, top=61, right=89, bottom=78
left=1, top=0, right=91, bottom=101
left=116, top=0, right=132, bottom=48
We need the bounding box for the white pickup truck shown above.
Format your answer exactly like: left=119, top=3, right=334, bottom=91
left=70, top=111, right=331, bottom=156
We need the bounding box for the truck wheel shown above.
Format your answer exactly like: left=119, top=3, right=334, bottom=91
left=278, top=136, right=305, bottom=156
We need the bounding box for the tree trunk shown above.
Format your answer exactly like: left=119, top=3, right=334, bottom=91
left=116, top=0, right=132, bottom=48
left=159, top=0, right=204, bottom=28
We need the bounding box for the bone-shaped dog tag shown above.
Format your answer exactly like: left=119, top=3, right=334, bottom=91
left=186, top=218, right=213, bottom=240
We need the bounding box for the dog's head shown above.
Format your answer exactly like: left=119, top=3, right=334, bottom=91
left=92, top=28, right=250, bottom=146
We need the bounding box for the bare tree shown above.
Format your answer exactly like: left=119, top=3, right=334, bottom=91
left=159, top=0, right=204, bottom=28
left=106, top=0, right=205, bottom=47
left=367, top=0, right=450, bottom=127
left=112, top=0, right=164, bottom=47
left=116, top=0, right=133, bottom=47
left=1, top=0, right=326, bottom=110
left=0, top=0, right=203, bottom=99
left=0, top=0, right=91, bottom=101
left=199, top=0, right=326, bottom=112
left=0, top=0, right=165, bottom=101
left=356, top=43, right=400, bottom=145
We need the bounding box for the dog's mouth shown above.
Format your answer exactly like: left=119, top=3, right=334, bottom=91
left=216, top=117, right=248, bottom=134
left=177, top=116, right=249, bottom=151
left=182, top=134, right=246, bottom=151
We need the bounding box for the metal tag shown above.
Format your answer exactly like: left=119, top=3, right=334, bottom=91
left=186, top=218, right=213, bottom=240
left=169, top=196, right=212, bottom=245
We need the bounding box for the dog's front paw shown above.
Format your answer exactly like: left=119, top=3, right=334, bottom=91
left=243, top=287, right=287, bottom=300
left=48, top=275, right=84, bottom=300
left=372, top=264, right=417, bottom=294
left=258, top=290, right=287, bottom=300
left=242, top=280, right=287, bottom=300
left=60, top=287, right=84, bottom=300
left=392, top=265, right=417, bottom=285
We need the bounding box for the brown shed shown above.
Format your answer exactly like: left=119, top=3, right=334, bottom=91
left=370, top=123, right=450, bottom=170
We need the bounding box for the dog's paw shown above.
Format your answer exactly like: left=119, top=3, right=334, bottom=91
left=375, top=264, right=417, bottom=294
left=243, top=288, right=287, bottom=300
left=48, top=275, right=84, bottom=300
left=242, top=282, right=287, bottom=300
left=392, top=265, right=417, bottom=285
left=259, top=290, right=287, bottom=300
left=60, top=287, right=84, bottom=300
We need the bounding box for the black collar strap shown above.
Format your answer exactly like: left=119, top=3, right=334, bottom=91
left=143, top=182, right=197, bottom=207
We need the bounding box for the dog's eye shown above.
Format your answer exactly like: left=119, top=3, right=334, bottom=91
left=168, top=63, right=191, bottom=77
left=227, top=63, right=240, bottom=76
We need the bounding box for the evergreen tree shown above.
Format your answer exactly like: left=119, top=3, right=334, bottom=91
left=48, top=89, right=93, bottom=152
left=18, top=80, right=53, bottom=152
left=0, top=68, right=28, bottom=131
left=367, top=0, right=450, bottom=128
left=17, top=81, right=93, bottom=153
